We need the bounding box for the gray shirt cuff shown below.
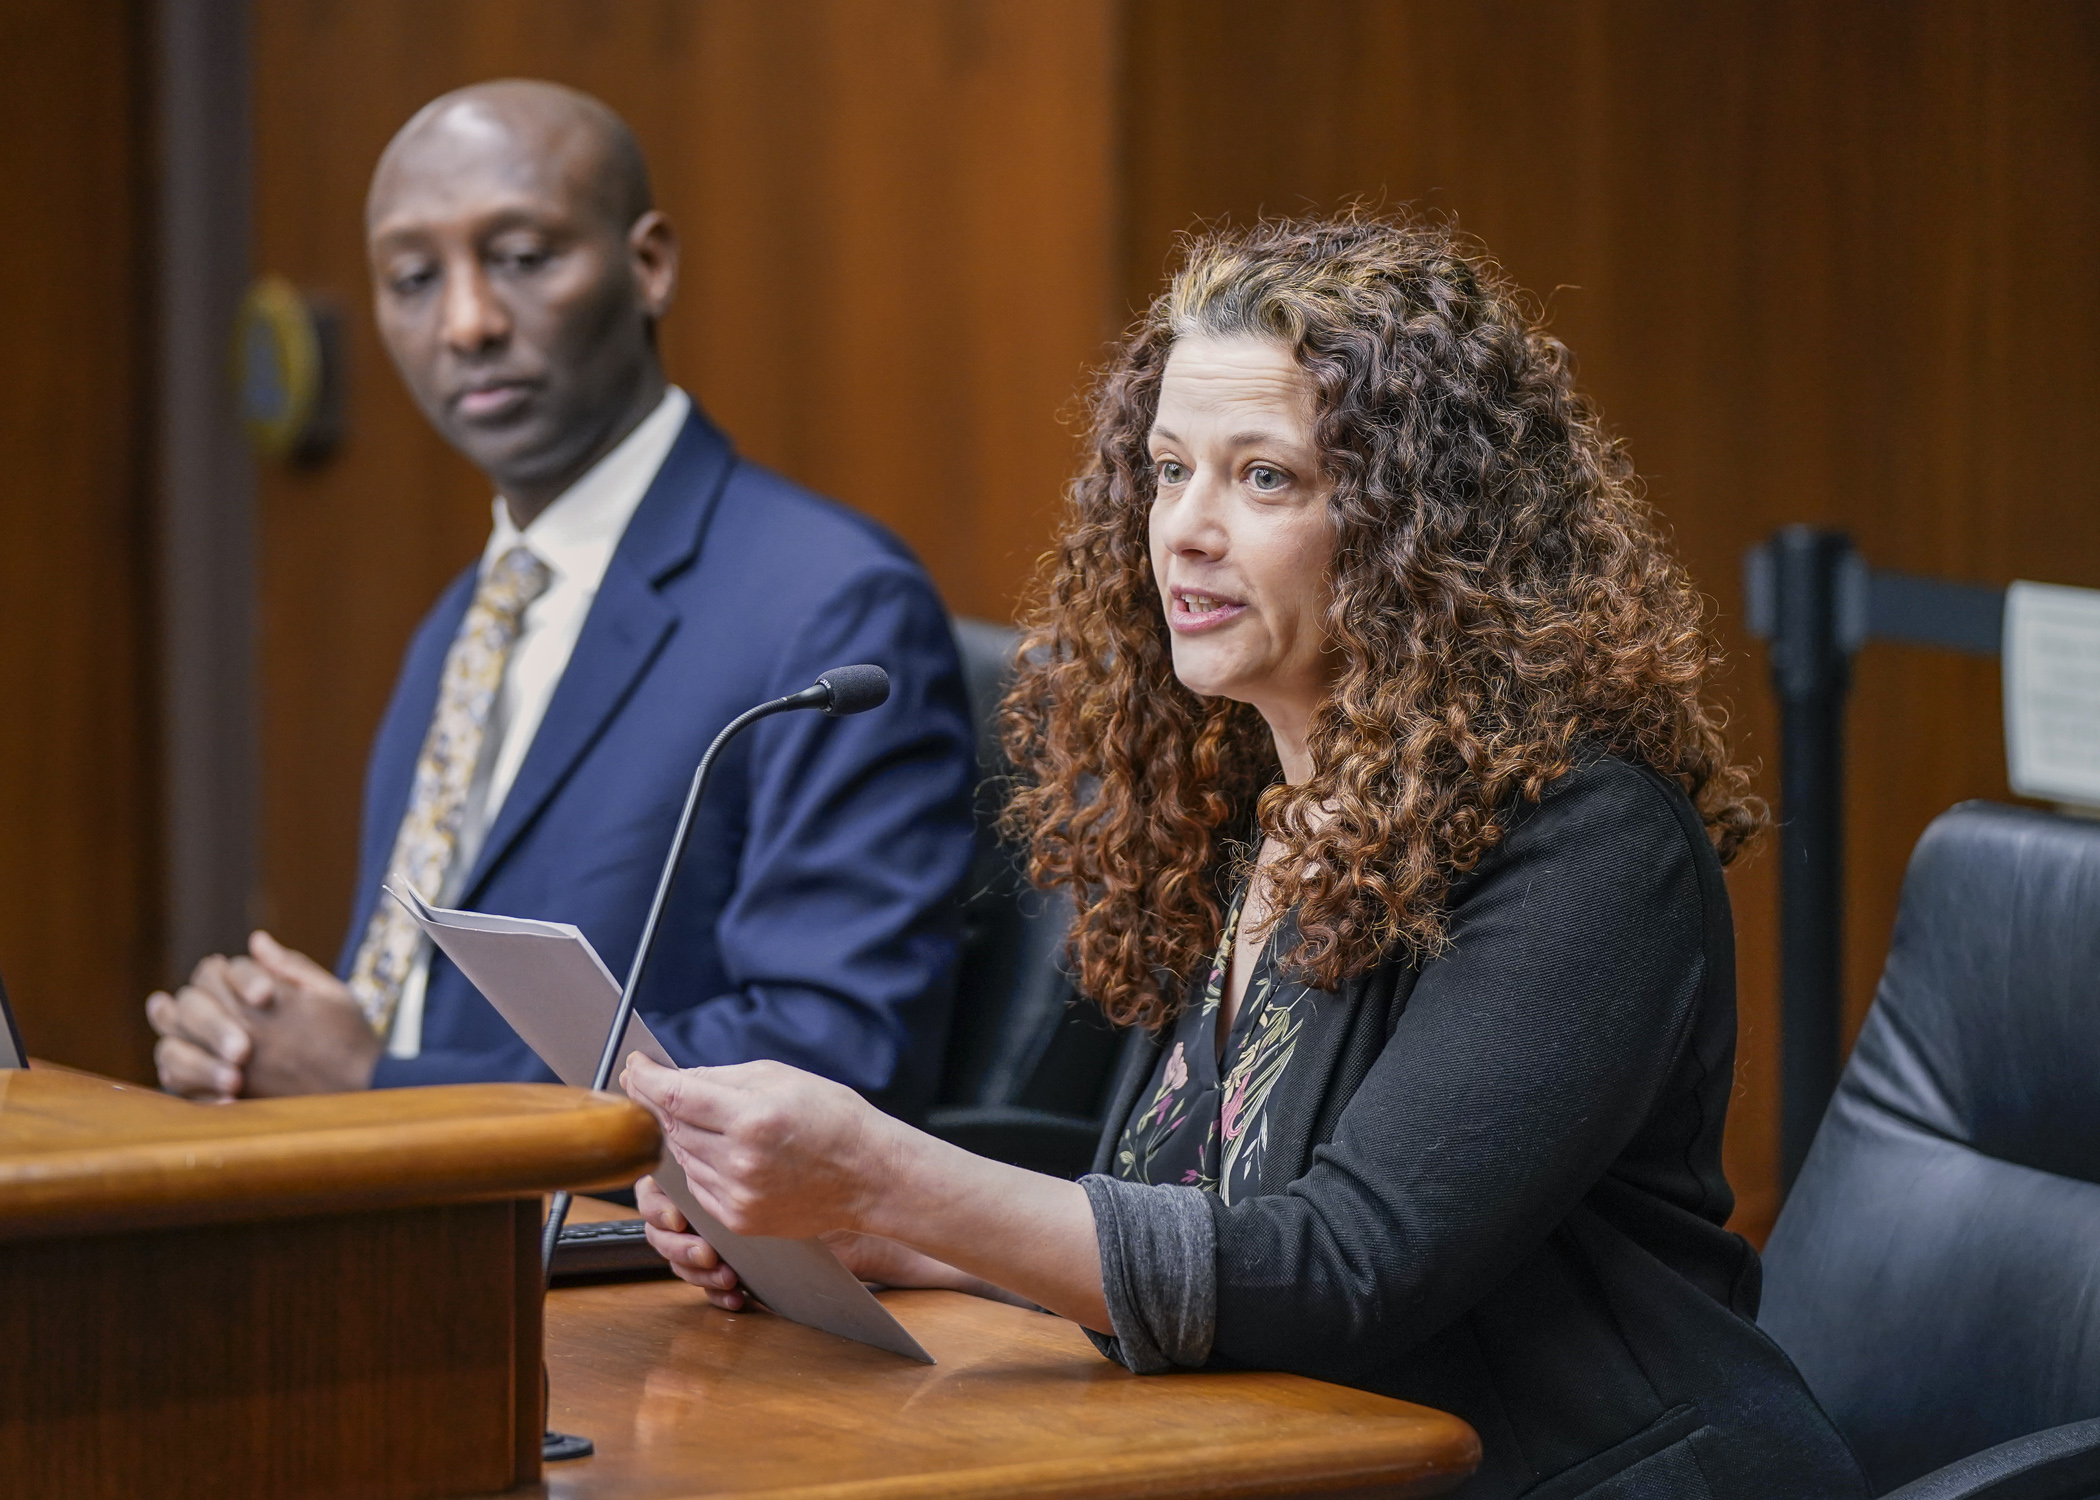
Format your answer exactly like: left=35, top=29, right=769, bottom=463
left=1079, top=1174, right=1217, bottom=1373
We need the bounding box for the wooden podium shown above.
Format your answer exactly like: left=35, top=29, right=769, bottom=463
left=0, top=1066, right=659, bottom=1500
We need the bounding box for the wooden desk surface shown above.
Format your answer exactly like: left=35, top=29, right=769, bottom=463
left=537, top=1204, right=1479, bottom=1500
left=0, top=1067, right=659, bottom=1238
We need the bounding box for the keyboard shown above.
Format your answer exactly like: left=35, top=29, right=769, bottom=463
left=551, top=1217, right=672, bottom=1282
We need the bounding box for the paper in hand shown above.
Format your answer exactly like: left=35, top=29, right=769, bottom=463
left=388, top=884, right=933, bottom=1363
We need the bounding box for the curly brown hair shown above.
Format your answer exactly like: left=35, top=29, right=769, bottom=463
left=1000, top=212, right=1764, bottom=1030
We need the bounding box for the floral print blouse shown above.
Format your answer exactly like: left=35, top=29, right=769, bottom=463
left=1113, top=882, right=1320, bottom=1205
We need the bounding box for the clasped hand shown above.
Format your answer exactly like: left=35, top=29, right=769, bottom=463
left=146, top=932, right=382, bottom=1100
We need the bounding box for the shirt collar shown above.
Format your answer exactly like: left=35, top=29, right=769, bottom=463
left=483, top=385, right=692, bottom=592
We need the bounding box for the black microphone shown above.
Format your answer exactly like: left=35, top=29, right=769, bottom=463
left=540, top=663, right=891, bottom=1274
left=807, top=662, right=890, bottom=716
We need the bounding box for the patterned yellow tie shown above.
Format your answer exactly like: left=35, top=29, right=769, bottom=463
left=348, top=545, right=553, bottom=1035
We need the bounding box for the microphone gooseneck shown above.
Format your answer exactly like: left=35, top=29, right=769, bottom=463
left=540, top=665, right=891, bottom=1277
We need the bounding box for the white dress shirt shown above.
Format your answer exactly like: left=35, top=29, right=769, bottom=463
left=387, top=386, right=691, bottom=1058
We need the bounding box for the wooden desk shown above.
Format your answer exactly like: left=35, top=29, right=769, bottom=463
left=537, top=1201, right=1479, bottom=1500
left=0, top=1068, right=659, bottom=1499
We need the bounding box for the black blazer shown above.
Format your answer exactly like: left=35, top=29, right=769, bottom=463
left=1093, top=756, right=1866, bottom=1499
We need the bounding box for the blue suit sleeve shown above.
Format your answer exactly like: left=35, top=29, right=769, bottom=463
left=637, top=561, right=975, bottom=1113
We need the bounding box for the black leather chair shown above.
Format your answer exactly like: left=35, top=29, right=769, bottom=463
left=1760, top=802, right=2100, bottom=1500
left=925, top=618, right=1122, bottom=1178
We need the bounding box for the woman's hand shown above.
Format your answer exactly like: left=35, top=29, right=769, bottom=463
left=635, top=1173, right=1003, bottom=1310
left=624, top=1051, right=1112, bottom=1333
left=637, top=1173, right=747, bottom=1305
left=623, top=1053, right=894, bottom=1240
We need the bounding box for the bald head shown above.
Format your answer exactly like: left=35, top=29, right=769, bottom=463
left=369, top=79, right=652, bottom=234
left=364, top=80, right=677, bottom=523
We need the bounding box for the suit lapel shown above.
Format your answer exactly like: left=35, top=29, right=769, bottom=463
left=456, top=412, right=737, bottom=905
left=369, top=572, right=474, bottom=873
left=343, top=570, right=477, bottom=960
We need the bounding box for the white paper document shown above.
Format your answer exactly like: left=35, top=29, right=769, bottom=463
left=2005, top=581, right=2100, bottom=810
left=389, top=885, right=933, bottom=1363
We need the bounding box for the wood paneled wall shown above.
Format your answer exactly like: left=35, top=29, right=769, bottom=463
left=3, top=0, right=2075, bottom=1213
left=1122, top=0, right=2100, bottom=1236
left=0, top=0, right=158, bottom=1079
left=249, top=0, right=1121, bottom=960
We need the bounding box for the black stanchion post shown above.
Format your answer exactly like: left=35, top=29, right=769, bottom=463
left=1745, top=526, right=1862, bottom=1192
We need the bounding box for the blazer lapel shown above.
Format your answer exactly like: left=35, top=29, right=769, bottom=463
left=1253, top=924, right=1415, bottom=1198
left=456, top=412, right=737, bottom=905
left=1257, top=1017, right=1355, bottom=1197
left=1091, top=1026, right=1165, bottom=1176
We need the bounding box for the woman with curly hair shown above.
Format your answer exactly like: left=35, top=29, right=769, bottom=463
left=624, top=214, right=1867, bottom=1499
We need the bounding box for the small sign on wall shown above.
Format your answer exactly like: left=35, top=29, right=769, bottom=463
left=2005, top=581, right=2100, bottom=809
left=232, top=275, right=342, bottom=465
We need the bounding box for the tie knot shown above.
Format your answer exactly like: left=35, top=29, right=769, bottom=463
left=480, top=546, right=553, bottom=622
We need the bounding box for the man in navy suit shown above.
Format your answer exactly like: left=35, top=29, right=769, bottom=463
left=146, top=81, right=976, bottom=1116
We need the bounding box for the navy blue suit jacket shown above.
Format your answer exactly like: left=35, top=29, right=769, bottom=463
left=343, top=409, right=977, bottom=1117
